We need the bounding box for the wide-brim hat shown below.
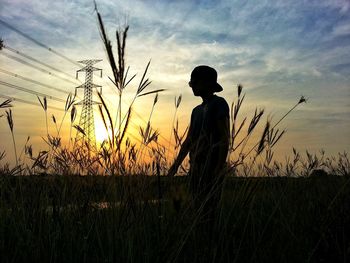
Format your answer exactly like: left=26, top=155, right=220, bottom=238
left=191, top=65, right=223, bottom=92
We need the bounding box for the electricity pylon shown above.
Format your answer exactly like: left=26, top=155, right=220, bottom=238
left=74, top=59, right=102, bottom=149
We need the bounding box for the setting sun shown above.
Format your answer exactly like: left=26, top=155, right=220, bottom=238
left=94, top=120, right=112, bottom=143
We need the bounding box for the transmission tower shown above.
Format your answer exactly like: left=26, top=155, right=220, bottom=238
left=75, top=59, right=102, bottom=148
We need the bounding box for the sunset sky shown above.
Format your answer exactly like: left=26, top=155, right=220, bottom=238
left=0, top=0, right=349, bottom=164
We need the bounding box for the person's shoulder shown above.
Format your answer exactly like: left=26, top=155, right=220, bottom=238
left=191, top=104, right=203, bottom=116
left=214, top=94, right=227, bottom=101
left=213, top=95, right=229, bottom=107
left=192, top=104, right=202, bottom=111
left=212, top=95, right=229, bottom=118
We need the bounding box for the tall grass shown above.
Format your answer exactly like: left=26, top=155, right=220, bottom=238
left=5, top=109, right=17, bottom=166
left=37, top=96, right=48, bottom=135
left=93, top=3, right=165, bottom=176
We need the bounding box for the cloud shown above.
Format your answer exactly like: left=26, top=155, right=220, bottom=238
left=333, top=23, right=350, bottom=37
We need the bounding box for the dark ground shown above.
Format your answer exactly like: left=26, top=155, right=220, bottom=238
left=1, top=175, right=349, bottom=262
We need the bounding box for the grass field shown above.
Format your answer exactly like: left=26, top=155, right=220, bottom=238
left=1, top=174, right=349, bottom=262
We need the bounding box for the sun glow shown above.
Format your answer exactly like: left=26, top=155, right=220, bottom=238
left=94, top=121, right=112, bottom=143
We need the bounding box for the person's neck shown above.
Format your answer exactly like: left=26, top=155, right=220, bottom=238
left=201, top=92, right=214, bottom=103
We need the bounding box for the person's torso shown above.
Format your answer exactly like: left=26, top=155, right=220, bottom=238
left=189, top=95, right=229, bottom=167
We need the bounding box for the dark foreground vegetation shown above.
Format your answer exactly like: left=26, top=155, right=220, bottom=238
left=1, top=174, right=349, bottom=263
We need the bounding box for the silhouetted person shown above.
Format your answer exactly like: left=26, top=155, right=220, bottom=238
left=168, top=65, right=230, bottom=224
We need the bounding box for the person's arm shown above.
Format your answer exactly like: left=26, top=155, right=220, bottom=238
left=211, top=116, right=230, bottom=173
left=167, top=134, right=191, bottom=177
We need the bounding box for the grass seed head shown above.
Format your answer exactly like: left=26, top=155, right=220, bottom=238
left=153, top=93, right=158, bottom=106
left=71, top=106, right=77, bottom=123
left=6, top=109, right=14, bottom=132
left=0, top=150, right=6, bottom=160
left=237, top=84, right=243, bottom=97
left=257, top=121, right=270, bottom=155
left=175, top=94, right=182, bottom=109
left=37, top=96, right=47, bottom=111
left=0, top=99, right=12, bottom=108
left=65, top=93, right=76, bottom=112
left=74, top=125, right=86, bottom=136
left=298, top=95, right=307, bottom=104
left=52, top=114, right=56, bottom=124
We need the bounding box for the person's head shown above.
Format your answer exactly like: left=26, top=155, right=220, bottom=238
left=189, top=65, right=223, bottom=97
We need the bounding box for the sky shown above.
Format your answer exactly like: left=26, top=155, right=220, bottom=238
left=0, top=0, right=349, bottom=165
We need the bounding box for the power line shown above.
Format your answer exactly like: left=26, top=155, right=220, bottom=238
left=0, top=93, right=64, bottom=112
left=0, top=52, right=79, bottom=85
left=0, top=80, right=65, bottom=103
left=0, top=18, right=81, bottom=67
left=0, top=68, right=72, bottom=95
left=2, top=45, right=78, bottom=81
